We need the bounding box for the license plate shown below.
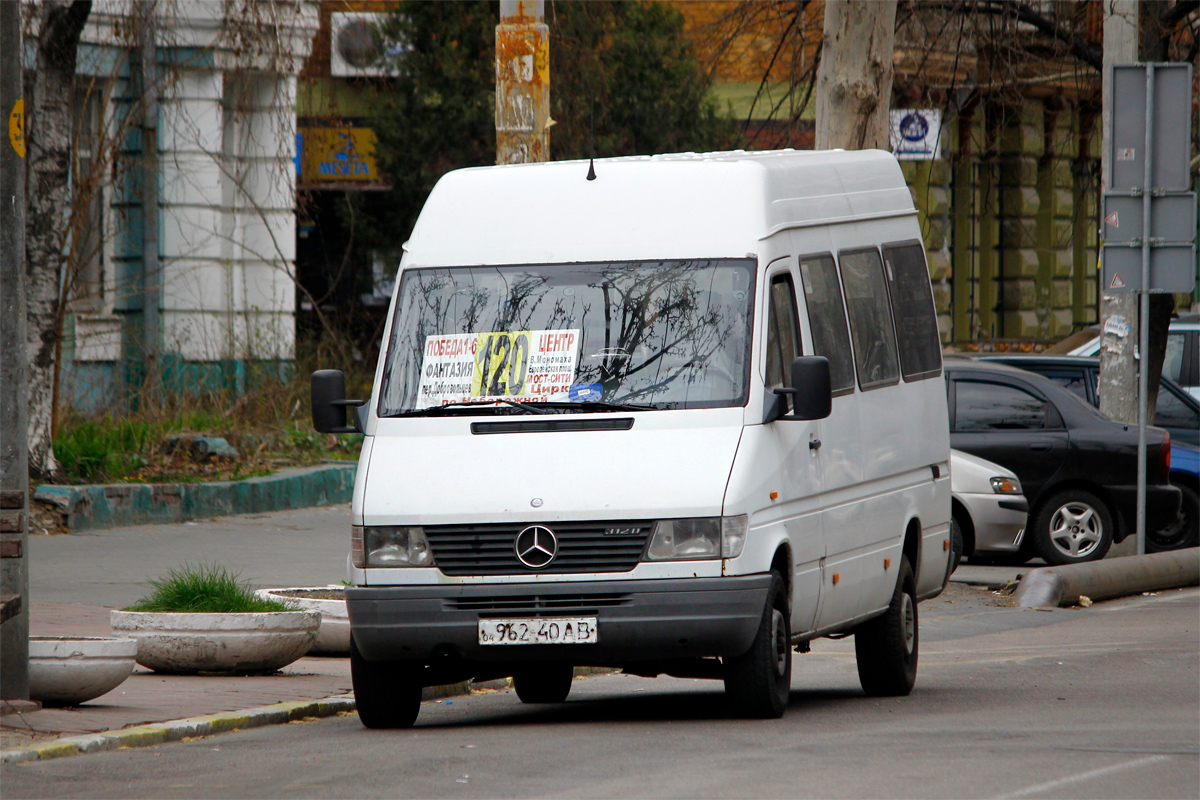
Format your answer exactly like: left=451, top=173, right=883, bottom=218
left=478, top=617, right=598, bottom=645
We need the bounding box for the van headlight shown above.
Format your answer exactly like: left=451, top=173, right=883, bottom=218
left=644, top=515, right=748, bottom=561
left=352, top=525, right=434, bottom=568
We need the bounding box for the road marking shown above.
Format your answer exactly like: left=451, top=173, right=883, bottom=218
left=994, top=754, right=1171, bottom=799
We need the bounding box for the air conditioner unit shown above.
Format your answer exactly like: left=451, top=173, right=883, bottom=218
left=330, top=12, right=401, bottom=78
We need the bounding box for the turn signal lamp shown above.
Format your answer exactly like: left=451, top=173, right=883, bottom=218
left=990, top=477, right=1022, bottom=495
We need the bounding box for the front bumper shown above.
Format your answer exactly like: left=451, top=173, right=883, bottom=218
left=347, top=575, right=771, bottom=666
left=958, top=492, right=1028, bottom=554
left=1109, top=484, right=1182, bottom=540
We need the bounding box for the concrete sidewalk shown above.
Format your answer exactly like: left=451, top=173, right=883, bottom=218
left=3, top=507, right=358, bottom=759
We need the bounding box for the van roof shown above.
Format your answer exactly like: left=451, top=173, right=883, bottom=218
left=404, top=149, right=915, bottom=267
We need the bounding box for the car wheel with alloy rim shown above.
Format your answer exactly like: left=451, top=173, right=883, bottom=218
left=1148, top=483, right=1199, bottom=552
left=1031, top=489, right=1113, bottom=565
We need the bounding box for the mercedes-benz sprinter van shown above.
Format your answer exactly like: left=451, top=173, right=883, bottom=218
left=313, top=149, right=951, bottom=727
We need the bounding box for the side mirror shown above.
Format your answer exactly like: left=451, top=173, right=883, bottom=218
left=788, top=356, right=832, bottom=420
left=312, top=370, right=366, bottom=433
left=770, top=356, right=832, bottom=422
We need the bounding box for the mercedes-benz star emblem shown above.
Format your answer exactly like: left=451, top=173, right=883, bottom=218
left=514, top=525, right=558, bottom=569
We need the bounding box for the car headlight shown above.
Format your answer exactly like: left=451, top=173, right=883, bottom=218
left=644, top=515, right=748, bottom=561
left=352, top=525, right=434, bottom=568
left=990, top=477, right=1022, bottom=495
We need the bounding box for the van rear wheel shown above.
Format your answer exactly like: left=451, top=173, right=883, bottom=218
left=513, top=663, right=574, bottom=703
left=855, top=556, right=917, bottom=697
left=350, top=638, right=422, bottom=728
left=723, top=570, right=791, bottom=718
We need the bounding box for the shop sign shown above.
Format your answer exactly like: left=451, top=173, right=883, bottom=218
left=298, top=126, right=382, bottom=185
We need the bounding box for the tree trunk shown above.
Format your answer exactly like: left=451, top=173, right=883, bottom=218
left=24, top=0, right=90, bottom=480
left=814, top=0, right=896, bottom=151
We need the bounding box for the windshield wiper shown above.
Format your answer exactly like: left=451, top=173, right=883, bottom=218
left=395, top=399, right=551, bottom=417
left=524, top=400, right=660, bottom=412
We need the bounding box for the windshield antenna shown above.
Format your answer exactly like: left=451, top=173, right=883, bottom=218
left=586, top=95, right=597, bottom=181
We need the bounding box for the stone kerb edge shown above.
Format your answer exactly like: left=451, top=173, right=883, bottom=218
left=0, top=695, right=356, bottom=764
left=31, top=463, right=356, bottom=532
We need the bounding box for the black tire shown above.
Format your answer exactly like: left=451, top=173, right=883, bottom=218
left=947, top=516, right=964, bottom=581
left=1031, top=489, right=1113, bottom=565
left=350, top=637, right=422, bottom=729
left=723, top=569, right=791, bottom=719
left=512, top=663, right=574, bottom=703
left=855, top=556, right=917, bottom=697
left=1148, top=482, right=1199, bottom=552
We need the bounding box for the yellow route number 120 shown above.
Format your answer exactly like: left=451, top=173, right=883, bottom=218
left=472, top=331, right=530, bottom=398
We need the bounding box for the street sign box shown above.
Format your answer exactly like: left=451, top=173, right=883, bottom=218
left=1109, top=63, right=1192, bottom=192
left=1101, top=244, right=1197, bottom=293
left=1102, top=193, right=1199, bottom=244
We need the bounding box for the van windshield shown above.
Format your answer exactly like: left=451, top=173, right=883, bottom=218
left=378, top=259, right=756, bottom=415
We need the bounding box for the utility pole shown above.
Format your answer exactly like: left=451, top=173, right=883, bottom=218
left=1097, top=1, right=1139, bottom=427
left=1, top=0, right=32, bottom=702
left=495, top=0, right=550, bottom=164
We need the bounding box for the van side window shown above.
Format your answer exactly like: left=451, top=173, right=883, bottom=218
left=799, top=254, right=855, bottom=395
left=765, top=273, right=801, bottom=392
left=838, top=248, right=900, bottom=390
left=882, top=243, right=942, bottom=380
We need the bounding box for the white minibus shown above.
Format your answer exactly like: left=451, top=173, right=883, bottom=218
left=312, top=149, right=951, bottom=727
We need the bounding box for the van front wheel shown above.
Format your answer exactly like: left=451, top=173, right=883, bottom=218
left=723, top=570, right=791, bottom=718
left=350, top=638, right=422, bottom=729
left=855, top=556, right=918, bottom=697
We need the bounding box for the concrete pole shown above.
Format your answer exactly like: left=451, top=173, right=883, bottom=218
left=1098, top=1, right=1139, bottom=426
left=1099, top=1, right=1140, bottom=558
left=496, top=0, right=550, bottom=164
left=1, top=0, right=31, bottom=701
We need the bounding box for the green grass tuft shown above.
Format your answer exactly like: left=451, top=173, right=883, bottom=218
left=124, top=563, right=290, bottom=613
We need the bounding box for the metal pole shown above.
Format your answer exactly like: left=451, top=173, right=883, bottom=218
left=496, top=0, right=549, bottom=164
left=0, top=0, right=31, bottom=700
left=1135, top=64, right=1155, bottom=556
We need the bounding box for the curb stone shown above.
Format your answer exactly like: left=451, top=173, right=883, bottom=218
left=1, top=672, right=612, bottom=764
left=0, top=695, right=356, bottom=765
left=32, top=463, right=356, bottom=532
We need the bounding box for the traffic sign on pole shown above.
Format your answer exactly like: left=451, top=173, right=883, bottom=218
left=1102, top=63, right=1197, bottom=297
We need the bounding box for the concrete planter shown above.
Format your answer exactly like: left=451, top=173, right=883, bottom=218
left=110, top=610, right=320, bottom=674
left=28, top=636, right=138, bottom=707
left=255, top=587, right=349, bottom=655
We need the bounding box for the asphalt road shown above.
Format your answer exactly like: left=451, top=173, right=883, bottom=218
left=6, top=584, right=1197, bottom=799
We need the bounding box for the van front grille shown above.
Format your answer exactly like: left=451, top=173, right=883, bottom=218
left=425, top=520, right=652, bottom=576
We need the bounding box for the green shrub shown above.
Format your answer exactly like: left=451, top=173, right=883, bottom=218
left=124, top=563, right=290, bottom=613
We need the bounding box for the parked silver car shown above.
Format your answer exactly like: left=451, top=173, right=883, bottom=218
left=948, top=449, right=1029, bottom=574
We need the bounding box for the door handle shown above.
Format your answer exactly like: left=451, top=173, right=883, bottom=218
left=809, top=439, right=822, bottom=451
left=1029, top=443, right=1052, bottom=452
